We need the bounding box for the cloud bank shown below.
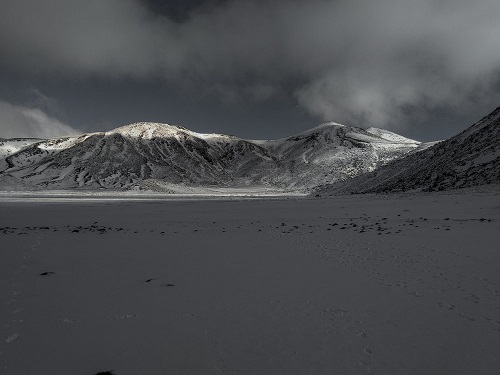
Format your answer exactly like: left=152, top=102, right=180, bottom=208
left=1, top=0, right=500, bottom=130
left=0, top=101, right=80, bottom=139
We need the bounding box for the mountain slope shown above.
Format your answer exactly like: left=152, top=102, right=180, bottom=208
left=0, top=138, right=42, bottom=159
left=0, top=121, right=428, bottom=192
left=317, top=107, right=500, bottom=195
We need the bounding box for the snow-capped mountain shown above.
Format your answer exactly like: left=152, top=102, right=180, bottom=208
left=317, top=107, right=500, bottom=195
left=0, top=138, right=41, bottom=159
left=0, top=122, right=428, bottom=192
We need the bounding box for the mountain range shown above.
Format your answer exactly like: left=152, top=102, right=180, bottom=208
left=0, top=122, right=430, bottom=193
left=0, top=107, right=498, bottom=194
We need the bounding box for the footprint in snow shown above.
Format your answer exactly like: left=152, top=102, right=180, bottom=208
left=356, top=330, right=368, bottom=337
left=438, top=302, right=455, bottom=310
left=5, top=333, right=20, bottom=343
left=56, top=318, right=79, bottom=323
left=363, top=347, right=374, bottom=356
left=109, top=314, right=136, bottom=320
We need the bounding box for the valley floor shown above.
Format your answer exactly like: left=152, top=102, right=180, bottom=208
left=0, top=189, right=499, bottom=374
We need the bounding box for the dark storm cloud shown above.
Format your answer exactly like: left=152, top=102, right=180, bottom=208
left=1, top=0, right=500, bottom=133
left=0, top=0, right=184, bottom=77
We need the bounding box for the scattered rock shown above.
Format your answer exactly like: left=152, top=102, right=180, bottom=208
left=40, top=271, right=56, bottom=276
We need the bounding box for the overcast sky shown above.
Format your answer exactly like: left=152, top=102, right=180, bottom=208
left=1, top=0, right=499, bottom=141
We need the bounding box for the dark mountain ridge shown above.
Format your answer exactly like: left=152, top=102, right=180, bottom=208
left=317, top=107, right=500, bottom=195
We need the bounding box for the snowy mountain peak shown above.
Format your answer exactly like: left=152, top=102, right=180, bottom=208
left=317, top=121, right=346, bottom=128
left=365, top=127, right=420, bottom=144
left=284, top=122, right=346, bottom=139
left=0, top=120, right=430, bottom=192
left=108, top=122, right=238, bottom=143
left=109, top=122, right=191, bottom=139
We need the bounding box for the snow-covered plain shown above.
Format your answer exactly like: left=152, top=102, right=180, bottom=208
left=1, top=189, right=499, bottom=374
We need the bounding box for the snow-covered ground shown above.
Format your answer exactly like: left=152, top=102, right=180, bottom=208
left=0, top=187, right=305, bottom=201
left=1, top=189, right=499, bottom=374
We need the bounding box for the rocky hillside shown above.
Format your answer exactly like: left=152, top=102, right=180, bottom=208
left=0, top=122, right=426, bottom=192
left=317, top=107, right=500, bottom=195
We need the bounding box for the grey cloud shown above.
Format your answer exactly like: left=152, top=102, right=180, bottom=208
left=293, top=0, right=500, bottom=128
left=0, top=101, right=80, bottom=139
left=0, top=0, right=183, bottom=77
left=245, top=84, right=282, bottom=102
left=1, top=0, right=500, bottom=131
left=26, top=87, right=61, bottom=115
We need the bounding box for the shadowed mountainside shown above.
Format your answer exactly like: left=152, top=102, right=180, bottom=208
left=317, top=107, right=500, bottom=195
